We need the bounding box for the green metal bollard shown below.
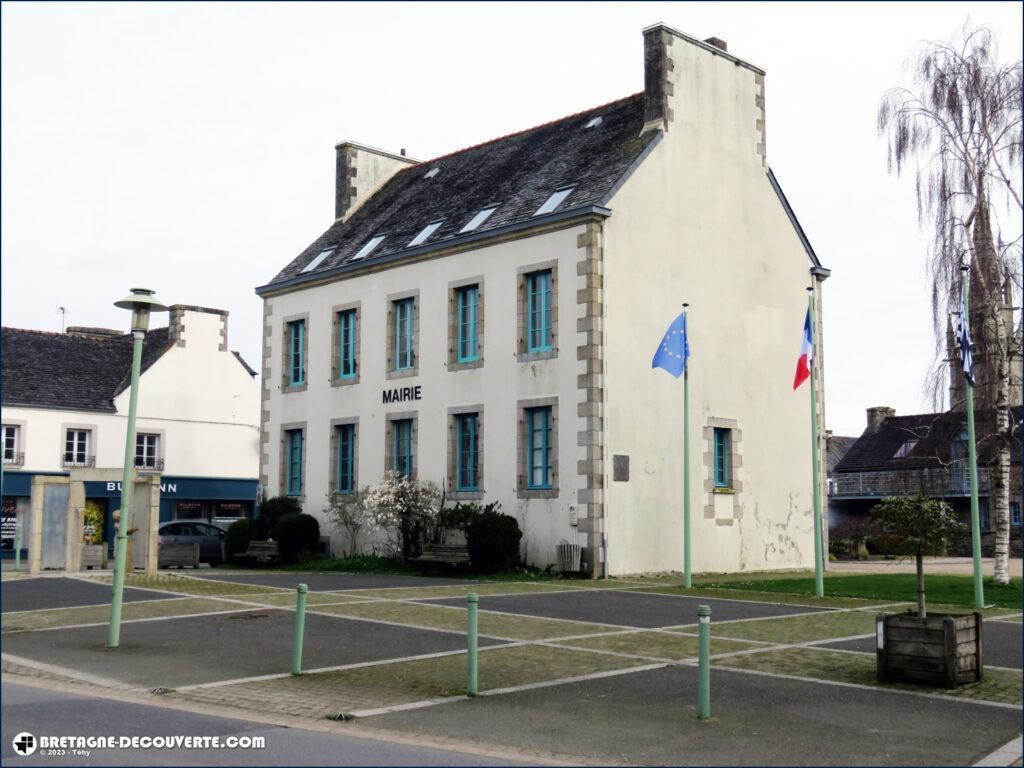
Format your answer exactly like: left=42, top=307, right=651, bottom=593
left=467, top=593, right=479, bottom=696
left=697, top=605, right=711, bottom=720
left=292, top=584, right=308, bottom=676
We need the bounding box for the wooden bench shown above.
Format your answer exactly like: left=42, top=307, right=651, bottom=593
left=410, top=543, right=470, bottom=566
left=159, top=542, right=200, bottom=569
left=235, top=540, right=280, bottom=564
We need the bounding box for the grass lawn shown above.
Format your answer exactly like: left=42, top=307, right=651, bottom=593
left=704, top=573, right=1022, bottom=609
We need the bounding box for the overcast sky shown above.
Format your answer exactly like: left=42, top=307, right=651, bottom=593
left=2, top=2, right=1021, bottom=435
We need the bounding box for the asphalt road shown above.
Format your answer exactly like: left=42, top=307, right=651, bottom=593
left=188, top=572, right=477, bottom=591
left=1, top=682, right=529, bottom=766
left=1, top=578, right=176, bottom=613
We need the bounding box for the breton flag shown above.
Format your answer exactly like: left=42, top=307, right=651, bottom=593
left=956, top=294, right=975, bottom=386
left=793, top=308, right=813, bottom=390
left=652, top=311, right=691, bottom=378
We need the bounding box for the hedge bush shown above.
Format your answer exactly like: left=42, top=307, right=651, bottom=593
left=257, top=496, right=302, bottom=539
left=225, top=518, right=256, bottom=562
left=274, top=512, right=321, bottom=565
left=466, top=512, right=522, bottom=573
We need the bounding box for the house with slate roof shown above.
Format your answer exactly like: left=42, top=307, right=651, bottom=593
left=1, top=306, right=260, bottom=558
left=256, top=24, right=830, bottom=575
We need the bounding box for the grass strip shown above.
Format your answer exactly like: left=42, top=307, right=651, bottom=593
left=558, top=630, right=761, bottom=660
left=2, top=598, right=244, bottom=632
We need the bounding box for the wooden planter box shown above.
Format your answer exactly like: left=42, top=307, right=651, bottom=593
left=876, top=611, right=983, bottom=688
left=80, top=544, right=105, bottom=570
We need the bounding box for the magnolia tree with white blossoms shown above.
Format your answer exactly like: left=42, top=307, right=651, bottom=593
left=363, top=471, right=441, bottom=559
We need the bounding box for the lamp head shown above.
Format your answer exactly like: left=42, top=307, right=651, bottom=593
left=114, top=288, right=167, bottom=333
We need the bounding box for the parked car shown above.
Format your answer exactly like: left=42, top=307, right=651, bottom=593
left=158, top=520, right=226, bottom=566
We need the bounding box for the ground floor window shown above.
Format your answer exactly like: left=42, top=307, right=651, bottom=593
left=392, top=419, right=414, bottom=478
left=713, top=428, right=731, bottom=488
left=1011, top=501, right=1020, bottom=527
left=337, top=423, right=356, bottom=493
left=980, top=499, right=990, bottom=533
left=286, top=429, right=304, bottom=496
left=456, top=413, right=480, bottom=491
left=526, top=406, right=552, bottom=489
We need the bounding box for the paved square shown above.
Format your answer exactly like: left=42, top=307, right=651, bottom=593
left=426, top=589, right=832, bottom=628
left=188, top=572, right=479, bottom=591
left=1, top=608, right=500, bottom=688
left=1, top=577, right=176, bottom=613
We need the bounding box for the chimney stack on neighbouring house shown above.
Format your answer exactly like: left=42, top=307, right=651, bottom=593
left=642, top=24, right=674, bottom=133
left=66, top=326, right=121, bottom=340
left=335, top=141, right=418, bottom=221
left=703, top=36, right=728, bottom=51
left=167, top=304, right=230, bottom=352
left=866, top=406, right=895, bottom=433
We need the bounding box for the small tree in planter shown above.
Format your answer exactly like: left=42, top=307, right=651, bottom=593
left=326, top=489, right=371, bottom=558
left=871, top=494, right=980, bottom=687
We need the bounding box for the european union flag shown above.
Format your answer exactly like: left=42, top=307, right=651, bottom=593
left=652, top=311, right=690, bottom=378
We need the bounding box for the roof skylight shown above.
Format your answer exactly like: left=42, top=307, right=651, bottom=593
left=350, top=235, right=386, bottom=261
left=584, top=116, right=603, bottom=128
left=534, top=187, right=574, bottom=216
left=408, top=221, right=444, bottom=247
left=301, top=247, right=335, bottom=273
left=460, top=206, right=498, bottom=233
left=893, top=439, right=918, bottom=459
left=424, top=167, right=440, bottom=179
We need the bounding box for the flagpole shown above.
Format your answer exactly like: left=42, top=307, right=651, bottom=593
left=807, top=288, right=824, bottom=598
left=961, top=267, right=985, bottom=610
left=682, top=303, right=692, bottom=589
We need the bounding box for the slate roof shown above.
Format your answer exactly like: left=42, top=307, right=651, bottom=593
left=260, top=93, right=660, bottom=291
left=826, top=435, right=858, bottom=474
left=834, top=408, right=1022, bottom=473
left=1, top=327, right=174, bottom=412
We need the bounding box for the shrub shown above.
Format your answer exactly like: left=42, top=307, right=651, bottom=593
left=326, top=489, right=371, bottom=557
left=225, top=518, right=255, bottom=562
left=257, top=496, right=302, bottom=539
left=364, top=472, right=441, bottom=559
left=273, top=513, right=321, bottom=565
left=466, top=511, right=522, bottom=573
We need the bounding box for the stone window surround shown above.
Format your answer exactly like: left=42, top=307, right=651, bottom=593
left=703, top=417, right=743, bottom=526
left=281, top=313, right=309, bottom=394
left=385, top=410, right=419, bottom=479
left=447, top=276, right=485, bottom=372
left=331, top=302, right=362, bottom=387
left=386, top=289, right=420, bottom=381
left=328, top=417, right=359, bottom=496
left=61, top=422, right=97, bottom=464
left=516, top=396, right=559, bottom=499
left=280, top=421, right=307, bottom=500
left=516, top=260, right=559, bottom=362
left=447, top=404, right=485, bottom=500
left=134, top=427, right=166, bottom=469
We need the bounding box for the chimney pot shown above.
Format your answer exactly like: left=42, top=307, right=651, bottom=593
left=866, top=406, right=895, bottom=433
left=703, top=36, right=728, bottom=51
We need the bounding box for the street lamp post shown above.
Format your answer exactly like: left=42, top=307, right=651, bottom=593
left=108, top=288, right=167, bottom=648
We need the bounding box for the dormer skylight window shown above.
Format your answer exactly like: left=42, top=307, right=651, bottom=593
left=460, top=206, right=498, bottom=234
left=408, top=220, right=443, bottom=247
left=350, top=235, right=385, bottom=262
left=301, top=247, right=335, bottom=273
left=534, top=187, right=574, bottom=216
left=424, top=167, right=440, bottom=179
left=893, top=439, right=918, bottom=459
left=584, top=116, right=603, bottom=129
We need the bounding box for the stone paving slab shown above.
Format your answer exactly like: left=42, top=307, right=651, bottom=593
left=429, top=589, right=831, bottom=628
left=0, top=609, right=499, bottom=689
left=359, top=663, right=1023, bottom=765
left=189, top=572, right=479, bottom=591
left=819, top=618, right=1023, bottom=670
left=0, top=577, right=176, bottom=613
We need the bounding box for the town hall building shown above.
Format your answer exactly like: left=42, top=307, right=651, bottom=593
left=256, top=23, right=829, bottom=576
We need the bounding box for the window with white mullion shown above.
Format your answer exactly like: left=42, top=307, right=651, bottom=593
left=135, top=433, right=160, bottom=469
left=64, top=429, right=90, bottom=466
left=2, top=425, right=18, bottom=463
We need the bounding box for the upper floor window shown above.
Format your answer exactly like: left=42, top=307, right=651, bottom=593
left=64, top=428, right=92, bottom=468
left=336, top=424, right=356, bottom=494
left=2, top=425, right=22, bottom=466
left=285, top=429, right=304, bottom=496
left=526, top=406, right=553, bottom=489
left=135, top=433, right=161, bottom=470
left=392, top=419, right=414, bottom=479
left=456, top=285, right=480, bottom=363
left=713, top=428, right=731, bottom=488
left=338, top=309, right=357, bottom=380
left=456, top=413, right=480, bottom=491
left=527, top=270, right=553, bottom=353
left=287, top=319, right=306, bottom=386
left=393, top=298, right=415, bottom=371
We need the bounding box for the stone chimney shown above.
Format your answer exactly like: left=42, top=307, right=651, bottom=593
left=866, top=406, right=895, bottom=433
left=642, top=25, right=675, bottom=133
left=167, top=305, right=229, bottom=352
left=703, top=36, right=728, bottom=51
left=335, top=141, right=418, bottom=221
left=66, top=326, right=121, bottom=340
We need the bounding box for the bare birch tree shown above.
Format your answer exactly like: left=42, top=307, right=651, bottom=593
left=878, top=24, right=1022, bottom=584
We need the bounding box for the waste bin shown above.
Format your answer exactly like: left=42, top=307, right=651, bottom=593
left=557, top=541, right=582, bottom=574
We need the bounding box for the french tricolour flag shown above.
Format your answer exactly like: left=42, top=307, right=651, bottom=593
left=793, top=308, right=813, bottom=390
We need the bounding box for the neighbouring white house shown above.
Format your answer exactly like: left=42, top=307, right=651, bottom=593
left=1, top=304, right=261, bottom=559
left=255, top=23, right=830, bottom=576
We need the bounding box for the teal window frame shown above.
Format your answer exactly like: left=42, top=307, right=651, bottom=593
left=336, top=424, right=355, bottom=494
left=526, top=270, right=553, bottom=353
left=287, top=319, right=306, bottom=386
left=393, top=298, right=415, bottom=371
left=286, top=429, right=303, bottom=496
left=456, top=285, right=479, bottom=363
left=456, top=413, right=479, bottom=491
left=337, top=309, right=357, bottom=380
left=526, top=406, right=552, bottom=489
left=713, top=428, right=731, bottom=488
left=393, top=419, right=413, bottom=478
